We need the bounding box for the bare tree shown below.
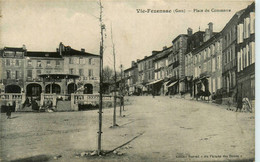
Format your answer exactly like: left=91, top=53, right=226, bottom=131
left=103, top=66, right=113, bottom=83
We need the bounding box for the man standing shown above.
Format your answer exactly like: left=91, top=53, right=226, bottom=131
left=6, top=103, right=12, bottom=119
left=236, top=95, right=243, bottom=112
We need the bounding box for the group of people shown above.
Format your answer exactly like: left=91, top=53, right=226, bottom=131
left=236, top=96, right=252, bottom=113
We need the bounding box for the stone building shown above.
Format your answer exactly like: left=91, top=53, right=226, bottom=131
left=184, top=29, right=205, bottom=97
left=124, top=61, right=138, bottom=95
left=193, top=23, right=222, bottom=99
left=236, top=2, right=255, bottom=102
left=24, top=51, right=64, bottom=97
left=167, top=34, right=188, bottom=95
left=136, top=53, right=155, bottom=95
left=221, top=8, right=245, bottom=101
left=152, top=46, right=171, bottom=95
left=0, top=43, right=100, bottom=99
left=59, top=43, right=100, bottom=95
left=0, top=46, right=27, bottom=93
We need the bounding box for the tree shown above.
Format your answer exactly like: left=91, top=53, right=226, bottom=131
left=102, top=66, right=113, bottom=83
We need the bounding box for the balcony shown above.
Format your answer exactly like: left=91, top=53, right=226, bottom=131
left=3, top=79, right=23, bottom=85
left=170, top=76, right=179, bottom=82
left=199, top=71, right=210, bottom=79
left=172, top=61, right=180, bottom=69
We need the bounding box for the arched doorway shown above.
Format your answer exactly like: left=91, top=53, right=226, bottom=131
left=45, top=84, right=61, bottom=94
left=84, top=84, right=93, bottom=94
left=68, top=83, right=77, bottom=94
left=26, top=83, right=42, bottom=97
left=5, top=85, right=21, bottom=93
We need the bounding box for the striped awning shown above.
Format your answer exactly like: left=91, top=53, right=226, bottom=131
left=167, top=81, right=178, bottom=88
left=146, top=79, right=164, bottom=85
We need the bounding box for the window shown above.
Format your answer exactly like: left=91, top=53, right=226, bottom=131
left=37, top=60, right=42, bottom=67
left=79, top=69, right=84, bottom=76
left=15, top=71, right=19, bottom=79
left=16, top=51, right=23, bottom=57
left=69, top=68, right=74, bottom=74
left=27, top=60, right=32, bottom=66
left=27, top=70, right=32, bottom=78
left=250, top=12, right=255, bottom=34
left=6, top=59, right=10, bottom=66
left=217, top=77, right=221, bottom=89
left=79, top=58, right=85, bottom=64
left=15, top=60, right=19, bottom=66
left=212, top=78, right=216, bottom=92
left=212, top=58, right=216, bottom=72
left=36, top=70, right=41, bottom=78
left=69, top=58, right=73, bottom=64
left=89, top=58, right=92, bottom=65
left=47, top=60, right=51, bottom=67
left=218, top=56, right=221, bottom=69
left=6, top=70, right=11, bottom=79
left=88, top=69, right=93, bottom=77
left=56, top=60, right=60, bottom=66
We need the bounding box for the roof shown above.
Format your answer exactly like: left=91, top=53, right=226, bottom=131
left=192, top=32, right=221, bottom=55
left=62, top=46, right=99, bottom=57
left=3, top=47, right=25, bottom=52
left=38, top=73, right=80, bottom=79
left=124, top=66, right=137, bottom=72
left=153, top=49, right=172, bottom=62
left=26, top=51, right=62, bottom=58
left=172, top=34, right=188, bottom=44
left=221, top=9, right=245, bottom=33
left=137, top=46, right=173, bottom=63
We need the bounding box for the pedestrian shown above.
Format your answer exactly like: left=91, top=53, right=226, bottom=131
left=242, top=96, right=252, bottom=113
left=6, top=103, right=12, bottom=119
left=236, top=96, right=242, bottom=112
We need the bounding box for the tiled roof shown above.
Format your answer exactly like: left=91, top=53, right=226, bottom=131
left=26, top=51, right=62, bottom=58
left=62, top=47, right=99, bottom=57
left=3, top=47, right=25, bottom=51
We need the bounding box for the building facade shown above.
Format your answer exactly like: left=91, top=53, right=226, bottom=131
left=185, top=29, right=205, bottom=96
left=153, top=46, right=171, bottom=95
left=167, top=35, right=188, bottom=95
left=0, top=46, right=27, bottom=93
left=124, top=61, right=138, bottom=95
left=193, top=23, right=223, bottom=99
left=0, top=43, right=100, bottom=99
left=236, top=2, right=255, bottom=102
left=221, top=9, right=245, bottom=101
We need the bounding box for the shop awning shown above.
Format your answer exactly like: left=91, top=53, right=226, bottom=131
left=167, top=81, right=178, bottom=88
left=146, top=79, right=164, bottom=86
left=164, top=80, right=171, bottom=86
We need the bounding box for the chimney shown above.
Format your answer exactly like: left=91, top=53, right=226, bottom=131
left=187, top=28, right=193, bottom=36
left=137, top=59, right=140, bottom=62
left=22, top=44, right=26, bottom=50
left=152, top=51, right=158, bottom=55
left=81, top=48, right=85, bottom=53
left=163, top=46, right=167, bottom=50
left=56, top=48, right=59, bottom=52
left=204, top=28, right=210, bottom=42
left=131, top=61, right=135, bottom=67
left=59, top=42, right=64, bottom=56
left=208, top=22, right=213, bottom=37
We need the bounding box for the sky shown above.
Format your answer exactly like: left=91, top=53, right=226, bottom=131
left=0, top=0, right=253, bottom=70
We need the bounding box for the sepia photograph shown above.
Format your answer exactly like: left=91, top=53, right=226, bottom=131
left=0, top=0, right=255, bottom=161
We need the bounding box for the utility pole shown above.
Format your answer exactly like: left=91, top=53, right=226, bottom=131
left=120, top=64, right=124, bottom=114
left=98, top=0, right=104, bottom=156
left=111, top=24, right=117, bottom=127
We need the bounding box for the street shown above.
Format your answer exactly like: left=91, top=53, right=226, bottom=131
left=0, top=96, right=255, bottom=161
